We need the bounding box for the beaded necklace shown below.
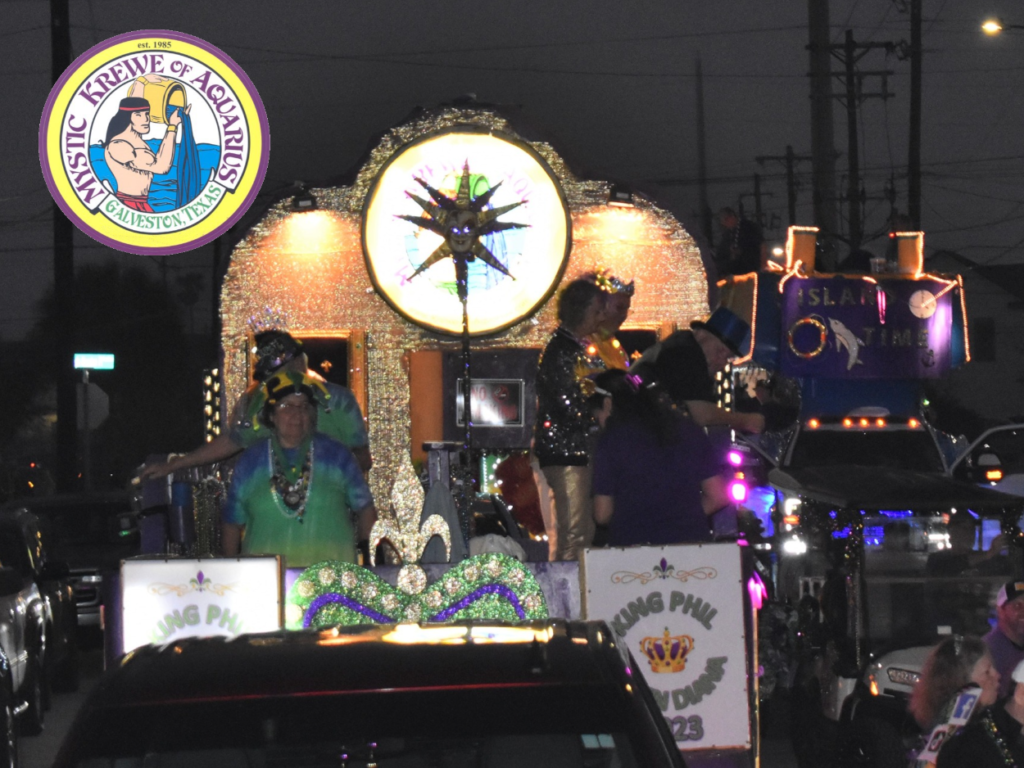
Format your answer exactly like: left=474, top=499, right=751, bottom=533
left=268, top=437, right=314, bottom=524
left=982, top=709, right=1019, bottom=767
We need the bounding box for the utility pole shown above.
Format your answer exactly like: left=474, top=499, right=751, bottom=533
left=756, top=145, right=812, bottom=226
left=807, top=0, right=839, bottom=267
left=737, top=185, right=773, bottom=229
left=822, top=32, right=895, bottom=253
left=212, top=236, right=222, bottom=354
left=695, top=55, right=713, bottom=247
left=51, top=0, right=76, bottom=492
left=753, top=174, right=763, bottom=229
left=843, top=31, right=862, bottom=251
left=908, top=0, right=922, bottom=226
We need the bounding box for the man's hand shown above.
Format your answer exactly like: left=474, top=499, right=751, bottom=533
left=136, top=456, right=180, bottom=482
left=167, top=103, right=191, bottom=127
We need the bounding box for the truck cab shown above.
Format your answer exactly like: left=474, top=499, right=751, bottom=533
left=715, top=230, right=1020, bottom=766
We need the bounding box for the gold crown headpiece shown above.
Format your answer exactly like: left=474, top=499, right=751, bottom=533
left=248, top=307, right=291, bottom=337
left=592, top=268, right=635, bottom=296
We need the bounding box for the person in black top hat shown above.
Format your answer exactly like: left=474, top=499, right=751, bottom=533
left=632, top=306, right=764, bottom=433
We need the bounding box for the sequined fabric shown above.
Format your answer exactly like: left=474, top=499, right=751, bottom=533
left=533, top=327, right=595, bottom=467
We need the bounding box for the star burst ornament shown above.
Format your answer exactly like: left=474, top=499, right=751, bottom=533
left=369, top=454, right=451, bottom=594
left=399, top=161, right=527, bottom=295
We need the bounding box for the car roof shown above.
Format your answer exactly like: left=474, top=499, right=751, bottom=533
left=92, top=621, right=627, bottom=708
left=769, top=465, right=1024, bottom=510
left=0, top=506, right=38, bottom=530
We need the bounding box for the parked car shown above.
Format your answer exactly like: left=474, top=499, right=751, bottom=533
left=950, top=423, right=1024, bottom=499
left=0, top=493, right=139, bottom=631
left=55, top=620, right=686, bottom=768
left=0, top=642, right=19, bottom=767
left=839, top=645, right=928, bottom=768
left=0, top=507, right=81, bottom=735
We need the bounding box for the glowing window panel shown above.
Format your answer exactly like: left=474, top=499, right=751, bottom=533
left=362, top=130, right=571, bottom=336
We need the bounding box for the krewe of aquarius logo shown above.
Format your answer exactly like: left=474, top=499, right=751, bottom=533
left=39, top=30, right=269, bottom=255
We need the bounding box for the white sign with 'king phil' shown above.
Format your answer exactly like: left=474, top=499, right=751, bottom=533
left=581, top=543, right=750, bottom=751
left=121, top=557, right=282, bottom=653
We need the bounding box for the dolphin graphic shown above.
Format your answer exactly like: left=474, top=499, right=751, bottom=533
left=828, top=318, right=865, bottom=370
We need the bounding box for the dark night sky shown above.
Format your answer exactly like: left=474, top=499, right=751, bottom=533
left=4, top=0, right=1024, bottom=339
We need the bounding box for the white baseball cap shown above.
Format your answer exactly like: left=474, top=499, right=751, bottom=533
left=1012, top=658, right=1024, bottom=684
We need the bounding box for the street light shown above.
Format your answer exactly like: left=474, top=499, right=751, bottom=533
left=982, top=17, right=1024, bottom=35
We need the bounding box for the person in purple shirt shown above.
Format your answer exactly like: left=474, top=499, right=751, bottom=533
left=590, top=368, right=729, bottom=547
left=984, top=580, right=1024, bottom=700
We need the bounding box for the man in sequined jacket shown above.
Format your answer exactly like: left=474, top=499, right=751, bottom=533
left=534, top=279, right=607, bottom=561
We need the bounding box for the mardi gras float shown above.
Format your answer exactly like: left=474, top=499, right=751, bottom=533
left=134, top=103, right=716, bottom=640
left=125, top=107, right=765, bottom=755
left=217, top=104, right=709, bottom=509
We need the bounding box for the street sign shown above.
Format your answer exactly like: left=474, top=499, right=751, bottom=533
left=74, top=353, right=115, bottom=370
left=76, top=382, right=109, bottom=430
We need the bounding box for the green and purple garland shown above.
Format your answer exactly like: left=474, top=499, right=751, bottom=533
left=285, top=554, right=548, bottom=629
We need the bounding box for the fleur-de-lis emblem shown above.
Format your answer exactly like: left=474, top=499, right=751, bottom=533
left=190, top=571, right=207, bottom=592
left=652, top=558, right=674, bottom=579
left=369, top=454, right=451, bottom=571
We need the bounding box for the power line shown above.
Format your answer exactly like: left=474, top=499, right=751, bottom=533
left=0, top=24, right=46, bottom=39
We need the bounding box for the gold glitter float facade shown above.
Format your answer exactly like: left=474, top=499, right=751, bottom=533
left=220, top=106, right=710, bottom=505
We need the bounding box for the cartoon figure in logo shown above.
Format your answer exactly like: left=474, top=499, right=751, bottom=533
left=828, top=317, right=865, bottom=370
left=98, top=74, right=204, bottom=211
left=101, top=93, right=190, bottom=212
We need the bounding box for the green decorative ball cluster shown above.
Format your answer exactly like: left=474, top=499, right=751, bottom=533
left=286, top=554, right=548, bottom=630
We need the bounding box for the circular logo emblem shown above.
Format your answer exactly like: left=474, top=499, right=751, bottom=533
left=362, top=129, right=571, bottom=336
left=39, top=30, right=269, bottom=255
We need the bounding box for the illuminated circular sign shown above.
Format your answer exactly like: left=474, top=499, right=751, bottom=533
left=39, top=30, right=269, bottom=255
left=362, top=129, right=571, bottom=336
left=908, top=289, right=938, bottom=319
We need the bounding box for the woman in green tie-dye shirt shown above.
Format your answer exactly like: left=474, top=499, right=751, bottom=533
left=222, top=372, right=376, bottom=569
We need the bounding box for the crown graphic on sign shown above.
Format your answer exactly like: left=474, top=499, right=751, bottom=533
left=639, top=629, right=694, bottom=674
